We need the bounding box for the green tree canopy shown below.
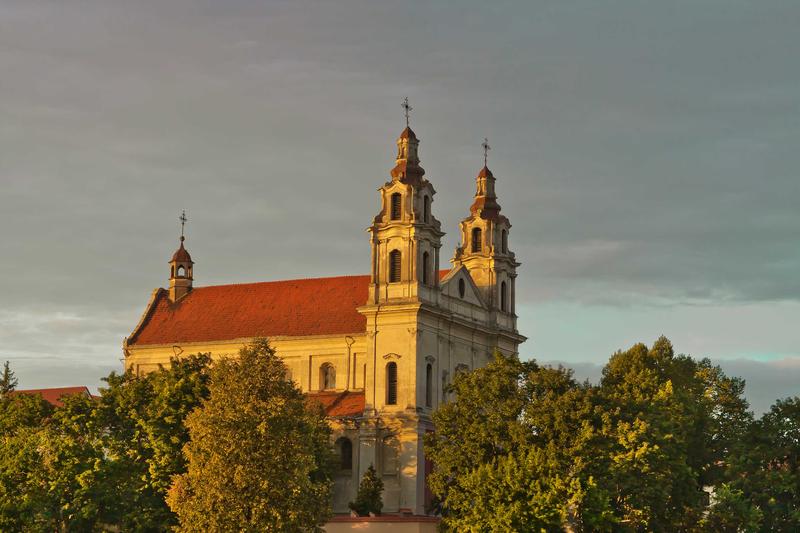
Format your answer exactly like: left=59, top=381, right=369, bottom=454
left=595, top=337, right=752, bottom=530
left=721, top=396, right=800, bottom=531
left=425, top=351, right=613, bottom=532
left=425, top=338, right=753, bottom=532
left=0, top=353, right=212, bottom=532
left=167, top=339, right=334, bottom=532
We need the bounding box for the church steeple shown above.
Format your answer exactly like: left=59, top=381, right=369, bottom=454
left=168, top=211, right=193, bottom=302
left=366, top=101, right=444, bottom=305
left=453, top=139, right=519, bottom=319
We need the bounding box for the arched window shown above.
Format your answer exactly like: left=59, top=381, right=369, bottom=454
left=177, top=265, right=186, bottom=277
left=386, top=362, right=398, bottom=405
left=500, top=281, right=508, bottom=312
left=425, top=363, right=433, bottom=407
left=423, top=196, right=431, bottom=223
left=320, top=363, right=335, bottom=390
left=337, top=437, right=353, bottom=470
left=390, top=193, right=402, bottom=220
left=389, top=250, right=401, bottom=283
left=501, top=229, right=508, bottom=253
left=458, top=278, right=466, bottom=298
left=422, top=251, right=430, bottom=286
left=471, top=228, right=482, bottom=252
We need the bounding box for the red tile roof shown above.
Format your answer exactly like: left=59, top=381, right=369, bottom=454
left=129, top=271, right=452, bottom=347
left=12, top=386, right=92, bottom=407
left=307, top=390, right=365, bottom=418
left=129, top=274, right=371, bottom=346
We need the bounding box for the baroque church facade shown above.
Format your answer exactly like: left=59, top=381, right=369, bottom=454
left=124, top=122, right=526, bottom=516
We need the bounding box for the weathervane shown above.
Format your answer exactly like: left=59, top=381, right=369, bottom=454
left=402, top=97, right=412, bottom=127
left=179, top=210, right=187, bottom=242
left=482, top=137, right=491, bottom=167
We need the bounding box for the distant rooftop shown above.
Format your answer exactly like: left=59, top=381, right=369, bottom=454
left=12, top=386, right=92, bottom=407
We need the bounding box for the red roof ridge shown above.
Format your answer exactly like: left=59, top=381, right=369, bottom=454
left=187, top=272, right=372, bottom=290
left=186, top=268, right=451, bottom=290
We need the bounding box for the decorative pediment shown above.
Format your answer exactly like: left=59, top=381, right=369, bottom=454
left=382, top=352, right=402, bottom=360
left=440, top=265, right=487, bottom=308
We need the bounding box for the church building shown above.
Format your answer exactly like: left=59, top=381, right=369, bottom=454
left=124, top=118, right=526, bottom=516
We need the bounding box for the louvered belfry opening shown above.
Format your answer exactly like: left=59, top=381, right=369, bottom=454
left=389, top=250, right=401, bottom=282
left=471, top=227, right=482, bottom=252
left=386, top=362, right=398, bottom=405
left=390, top=193, right=402, bottom=220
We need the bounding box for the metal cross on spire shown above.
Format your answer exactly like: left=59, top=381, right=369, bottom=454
left=402, top=97, right=412, bottom=127
left=179, top=210, right=187, bottom=242
left=482, top=137, right=491, bottom=167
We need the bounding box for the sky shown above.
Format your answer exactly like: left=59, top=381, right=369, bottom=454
left=1, top=0, right=798, bottom=414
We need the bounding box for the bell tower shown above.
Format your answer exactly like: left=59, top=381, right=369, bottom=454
left=168, top=211, right=193, bottom=302
left=366, top=100, right=444, bottom=305
left=453, top=139, right=519, bottom=323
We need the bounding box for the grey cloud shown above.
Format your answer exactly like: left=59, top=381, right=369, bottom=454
left=1, top=0, right=798, bottom=389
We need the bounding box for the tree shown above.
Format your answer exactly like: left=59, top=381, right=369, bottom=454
left=425, top=351, right=613, bottom=532
left=425, top=340, right=752, bottom=532
left=349, top=465, right=384, bottom=516
left=0, top=361, right=17, bottom=397
left=594, top=337, right=752, bottom=531
left=0, top=353, right=213, bottom=531
left=92, top=352, right=213, bottom=530
left=0, top=393, right=54, bottom=531
left=167, top=339, right=334, bottom=532
left=721, top=396, right=800, bottom=532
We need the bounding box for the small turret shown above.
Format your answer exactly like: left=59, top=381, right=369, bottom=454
left=168, top=211, right=193, bottom=302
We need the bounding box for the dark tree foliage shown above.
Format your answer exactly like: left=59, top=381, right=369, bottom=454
left=425, top=338, right=755, bottom=533
left=349, top=465, right=384, bottom=516
left=718, top=396, right=800, bottom=532
left=0, top=353, right=212, bottom=532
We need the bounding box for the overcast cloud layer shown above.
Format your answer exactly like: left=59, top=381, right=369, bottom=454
left=1, top=0, right=798, bottom=413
